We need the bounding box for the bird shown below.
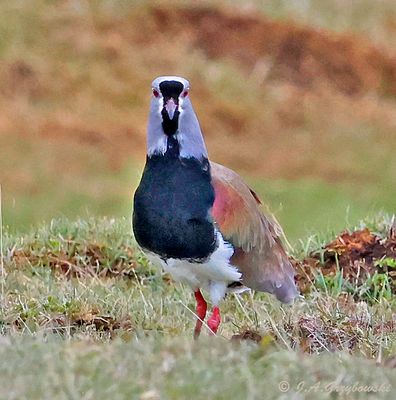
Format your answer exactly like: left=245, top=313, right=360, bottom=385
left=133, top=76, right=298, bottom=338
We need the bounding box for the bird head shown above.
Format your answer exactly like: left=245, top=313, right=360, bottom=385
left=147, top=76, right=208, bottom=159
left=151, top=76, right=190, bottom=132
left=152, top=76, right=190, bottom=128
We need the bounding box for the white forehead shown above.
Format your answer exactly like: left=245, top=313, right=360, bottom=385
left=151, top=76, right=190, bottom=89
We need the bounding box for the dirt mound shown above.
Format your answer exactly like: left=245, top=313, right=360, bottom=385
left=144, top=6, right=396, bottom=97
left=295, top=224, right=396, bottom=298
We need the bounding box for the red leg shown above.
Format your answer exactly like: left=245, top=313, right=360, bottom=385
left=193, top=290, right=207, bottom=339
left=207, top=306, right=221, bottom=335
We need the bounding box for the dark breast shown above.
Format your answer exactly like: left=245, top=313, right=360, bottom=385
left=133, top=154, right=216, bottom=260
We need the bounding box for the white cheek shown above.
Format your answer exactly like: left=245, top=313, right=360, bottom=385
left=178, top=96, right=188, bottom=111
left=156, top=98, right=163, bottom=114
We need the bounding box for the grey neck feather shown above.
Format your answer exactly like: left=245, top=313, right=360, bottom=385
left=147, top=97, right=208, bottom=159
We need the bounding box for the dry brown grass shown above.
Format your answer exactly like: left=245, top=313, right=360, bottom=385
left=0, top=2, right=395, bottom=182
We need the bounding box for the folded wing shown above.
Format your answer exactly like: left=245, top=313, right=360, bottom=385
left=210, top=162, right=298, bottom=303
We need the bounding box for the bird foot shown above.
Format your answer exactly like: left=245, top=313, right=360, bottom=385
left=207, top=306, right=221, bottom=335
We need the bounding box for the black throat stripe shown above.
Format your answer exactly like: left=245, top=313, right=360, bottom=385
left=161, top=107, right=180, bottom=137
left=160, top=80, right=184, bottom=137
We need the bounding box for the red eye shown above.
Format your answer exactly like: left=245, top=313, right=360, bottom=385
left=152, top=89, right=160, bottom=97
left=182, top=90, right=189, bottom=97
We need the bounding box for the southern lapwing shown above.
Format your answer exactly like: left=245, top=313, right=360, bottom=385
left=133, top=76, right=298, bottom=338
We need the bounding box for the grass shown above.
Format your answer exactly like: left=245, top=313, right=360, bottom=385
left=0, top=216, right=395, bottom=398
left=252, top=179, right=395, bottom=243
left=0, top=338, right=394, bottom=400
left=1, top=119, right=394, bottom=243
left=3, top=149, right=393, bottom=244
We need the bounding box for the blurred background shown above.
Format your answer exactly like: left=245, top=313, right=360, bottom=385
left=0, top=0, right=395, bottom=243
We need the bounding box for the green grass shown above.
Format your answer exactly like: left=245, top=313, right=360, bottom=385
left=0, top=216, right=395, bottom=399
left=2, top=122, right=394, bottom=243
left=3, top=153, right=393, bottom=245
left=0, top=338, right=394, bottom=400
left=252, top=178, right=395, bottom=243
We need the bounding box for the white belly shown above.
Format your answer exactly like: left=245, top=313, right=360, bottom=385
left=145, top=231, right=242, bottom=305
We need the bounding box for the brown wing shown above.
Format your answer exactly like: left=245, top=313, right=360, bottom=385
left=210, top=162, right=298, bottom=303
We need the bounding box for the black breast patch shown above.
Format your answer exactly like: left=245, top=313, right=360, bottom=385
left=133, top=155, right=216, bottom=260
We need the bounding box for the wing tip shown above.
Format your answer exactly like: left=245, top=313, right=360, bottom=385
left=247, top=254, right=299, bottom=304
left=273, top=258, right=299, bottom=304
left=273, top=281, right=299, bottom=304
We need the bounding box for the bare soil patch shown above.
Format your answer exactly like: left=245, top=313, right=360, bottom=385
left=295, top=224, right=396, bottom=295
